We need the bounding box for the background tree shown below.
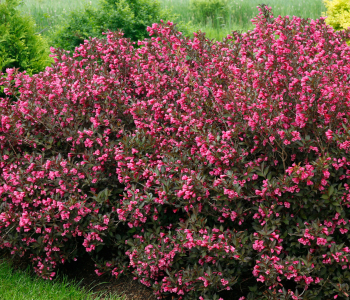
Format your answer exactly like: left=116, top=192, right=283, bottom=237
left=0, top=0, right=52, bottom=75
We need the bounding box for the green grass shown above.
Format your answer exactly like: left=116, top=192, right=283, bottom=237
left=18, top=0, right=99, bottom=36
left=0, top=258, right=124, bottom=300
left=160, top=0, right=327, bottom=40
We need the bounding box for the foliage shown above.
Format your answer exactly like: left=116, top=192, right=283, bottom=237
left=49, top=0, right=191, bottom=53
left=323, top=0, right=350, bottom=30
left=47, top=4, right=102, bottom=53
left=189, top=0, right=231, bottom=29
left=160, top=0, right=326, bottom=41
left=17, top=0, right=100, bottom=37
left=0, top=0, right=52, bottom=75
left=1, top=5, right=350, bottom=300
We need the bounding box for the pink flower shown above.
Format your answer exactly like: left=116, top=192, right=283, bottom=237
left=221, top=279, right=229, bottom=286
left=321, top=178, right=328, bottom=186
left=323, top=170, right=330, bottom=179
left=84, top=138, right=94, bottom=148
left=291, top=131, right=301, bottom=141
left=103, top=216, right=110, bottom=225
left=253, top=240, right=265, bottom=252
left=325, top=129, right=333, bottom=140
left=317, top=238, right=327, bottom=246
left=277, top=130, right=285, bottom=139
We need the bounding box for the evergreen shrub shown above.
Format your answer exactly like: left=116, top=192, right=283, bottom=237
left=0, top=0, right=52, bottom=75
left=1, top=5, right=350, bottom=300
left=49, top=0, right=190, bottom=53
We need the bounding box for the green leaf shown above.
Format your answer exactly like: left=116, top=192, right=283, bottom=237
left=263, top=166, right=269, bottom=177
left=336, top=206, right=342, bottom=214
left=248, top=285, right=257, bottom=292
left=328, top=185, right=334, bottom=197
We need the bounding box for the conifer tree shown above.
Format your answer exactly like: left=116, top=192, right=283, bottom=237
left=0, top=0, right=52, bottom=75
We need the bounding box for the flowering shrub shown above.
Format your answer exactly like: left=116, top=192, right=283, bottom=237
left=1, top=5, right=350, bottom=299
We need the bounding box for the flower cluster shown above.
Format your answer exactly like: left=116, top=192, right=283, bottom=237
left=1, top=4, right=350, bottom=299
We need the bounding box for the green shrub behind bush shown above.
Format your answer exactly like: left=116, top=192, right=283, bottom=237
left=49, top=0, right=191, bottom=53
left=0, top=0, right=52, bottom=75
left=189, top=0, right=231, bottom=29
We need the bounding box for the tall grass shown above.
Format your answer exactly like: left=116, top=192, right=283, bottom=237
left=160, top=0, right=327, bottom=40
left=18, top=0, right=99, bottom=36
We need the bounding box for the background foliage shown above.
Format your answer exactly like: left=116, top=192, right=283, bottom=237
left=18, top=0, right=327, bottom=43
left=160, top=0, right=326, bottom=40
left=0, top=0, right=52, bottom=75
left=188, top=0, right=231, bottom=29
left=49, top=0, right=191, bottom=53
left=323, top=0, right=350, bottom=31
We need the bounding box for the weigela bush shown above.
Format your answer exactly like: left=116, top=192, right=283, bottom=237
left=1, top=5, right=350, bottom=299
